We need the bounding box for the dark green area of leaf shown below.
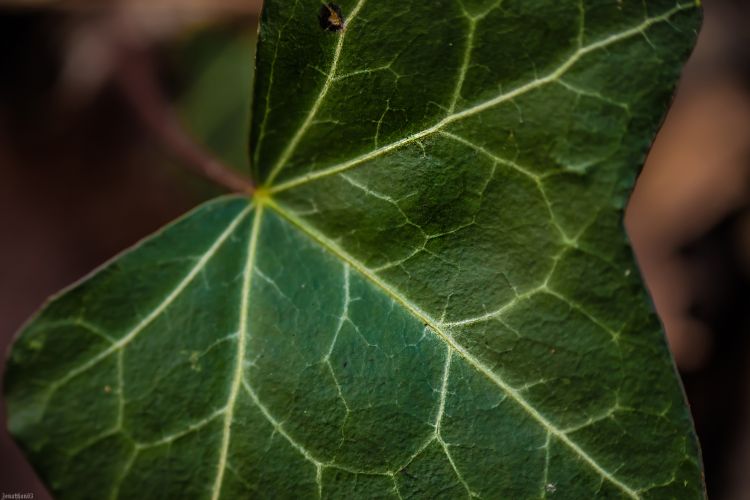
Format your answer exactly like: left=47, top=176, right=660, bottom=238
left=6, top=1, right=704, bottom=499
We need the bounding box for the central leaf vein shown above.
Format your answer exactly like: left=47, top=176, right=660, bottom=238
left=210, top=204, right=264, bottom=500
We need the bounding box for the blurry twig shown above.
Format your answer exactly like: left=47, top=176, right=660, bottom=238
left=116, top=48, right=255, bottom=194
left=54, top=5, right=256, bottom=194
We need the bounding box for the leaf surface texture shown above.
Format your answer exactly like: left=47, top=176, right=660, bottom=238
left=6, top=0, right=703, bottom=498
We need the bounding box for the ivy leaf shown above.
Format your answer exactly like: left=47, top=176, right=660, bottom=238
left=5, top=1, right=704, bottom=498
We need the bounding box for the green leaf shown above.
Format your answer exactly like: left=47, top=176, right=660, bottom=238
left=6, top=1, right=704, bottom=499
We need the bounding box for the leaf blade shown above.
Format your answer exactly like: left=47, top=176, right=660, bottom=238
left=6, top=0, right=704, bottom=498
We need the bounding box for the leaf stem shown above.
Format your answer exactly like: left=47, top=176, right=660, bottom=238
left=116, top=48, right=255, bottom=195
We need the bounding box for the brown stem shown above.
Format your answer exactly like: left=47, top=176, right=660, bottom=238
left=116, top=48, right=255, bottom=195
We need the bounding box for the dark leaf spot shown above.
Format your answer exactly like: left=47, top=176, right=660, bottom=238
left=319, top=3, right=344, bottom=32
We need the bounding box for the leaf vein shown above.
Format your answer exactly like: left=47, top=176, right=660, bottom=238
left=268, top=3, right=691, bottom=194
left=37, top=204, right=253, bottom=421
left=210, top=204, right=264, bottom=500
left=264, top=198, right=640, bottom=499
left=264, top=0, right=369, bottom=185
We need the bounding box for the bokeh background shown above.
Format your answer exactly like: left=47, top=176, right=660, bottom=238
left=1, top=0, right=748, bottom=498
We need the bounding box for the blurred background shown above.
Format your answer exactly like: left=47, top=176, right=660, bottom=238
left=0, top=0, right=748, bottom=498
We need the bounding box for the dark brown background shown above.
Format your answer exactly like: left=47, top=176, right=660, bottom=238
left=1, top=1, right=749, bottom=498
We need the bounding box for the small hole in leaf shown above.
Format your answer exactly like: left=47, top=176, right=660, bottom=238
left=319, top=3, right=345, bottom=32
